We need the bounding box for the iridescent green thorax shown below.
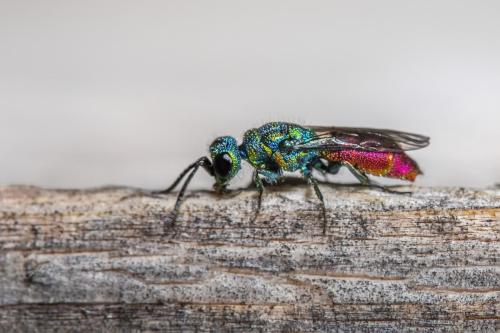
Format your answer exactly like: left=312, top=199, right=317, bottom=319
left=239, top=122, right=318, bottom=174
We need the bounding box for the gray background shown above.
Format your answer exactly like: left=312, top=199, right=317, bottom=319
left=1, top=0, right=499, bottom=190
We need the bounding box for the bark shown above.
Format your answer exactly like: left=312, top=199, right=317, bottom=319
left=0, top=184, right=499, bottom=332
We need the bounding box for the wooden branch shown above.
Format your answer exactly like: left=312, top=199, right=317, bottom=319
left=0, top=184, right=499, bottom=332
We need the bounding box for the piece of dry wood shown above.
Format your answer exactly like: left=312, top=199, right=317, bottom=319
left=0, top=184, right=499, bottom=332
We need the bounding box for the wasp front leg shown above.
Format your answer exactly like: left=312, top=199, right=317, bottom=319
left=251, top=169, right=281, bottom=222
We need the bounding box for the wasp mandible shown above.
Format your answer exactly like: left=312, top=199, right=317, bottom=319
left=159, top=122, right=430, bottom=234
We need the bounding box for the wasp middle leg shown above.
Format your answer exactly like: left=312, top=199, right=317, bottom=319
left=302, top=166, right=327, bottom=235
left=252, top=170, right=264, bottom=223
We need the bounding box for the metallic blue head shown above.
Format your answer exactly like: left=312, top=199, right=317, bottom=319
left=209, top=136, right=241, bottom=188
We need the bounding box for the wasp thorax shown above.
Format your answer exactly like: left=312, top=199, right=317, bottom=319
left=209, top=136, right=241, bottom=184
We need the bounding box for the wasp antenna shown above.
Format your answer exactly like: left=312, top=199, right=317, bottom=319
left=155, top=156, right=212, bottom=194
left=166, top=157, right=212, bottom=231
left=172, top=162, right=202, bottom=212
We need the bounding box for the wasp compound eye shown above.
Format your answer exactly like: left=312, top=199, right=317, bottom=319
left=214, top=153, right=232, bottom=178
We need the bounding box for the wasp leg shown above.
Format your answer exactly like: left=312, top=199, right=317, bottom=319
left=326, top=161, right=342, bottom=175
left=312, top=159, right=342, bottom=177
left=311, top=159, right=328, bottom=177
left=302, top=170, right=327, bottom=235
left=344, top=163, right=411, bottom=195
left=252, top=170, right=265, bottom=223
left=344, top=163, right=370, bottom=184
left=251, top=169, right=282, bottom=222
left=259, top=169, right=282, bottom=185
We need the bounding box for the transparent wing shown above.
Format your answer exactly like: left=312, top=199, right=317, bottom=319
left=292, top=126, right=430, bottom=152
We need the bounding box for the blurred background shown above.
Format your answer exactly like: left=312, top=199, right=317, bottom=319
left=1, top=0, right=499, bottom=190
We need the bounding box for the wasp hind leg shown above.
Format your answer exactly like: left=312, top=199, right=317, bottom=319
left=312, top=159, right=342, bottom=178
left=344, top=163, right=411, bottom=195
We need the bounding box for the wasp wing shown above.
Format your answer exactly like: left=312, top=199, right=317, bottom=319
left=292, top=126, right=430, bottom=152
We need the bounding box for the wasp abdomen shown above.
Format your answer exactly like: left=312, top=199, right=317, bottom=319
left=321, top=150, right=421, bottom=181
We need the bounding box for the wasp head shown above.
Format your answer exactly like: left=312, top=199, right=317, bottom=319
left=209, top=136, right=241, bottom=191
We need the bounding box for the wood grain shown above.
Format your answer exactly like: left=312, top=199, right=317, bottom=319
left=0, top=184, right=499, bottom=332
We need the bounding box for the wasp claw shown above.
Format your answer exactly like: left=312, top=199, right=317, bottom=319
left=120, top=190, right=167, bottom=202
left=163, top=211, right=178, bottom=235
left=372, top=185, right=413, bottom=195
left=251, top=211, right=259, bottom=223
left=223, top=189, right=242, bottom=198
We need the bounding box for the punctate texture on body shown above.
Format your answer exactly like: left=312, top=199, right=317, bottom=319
left=159, top=122, right=430, bottom=234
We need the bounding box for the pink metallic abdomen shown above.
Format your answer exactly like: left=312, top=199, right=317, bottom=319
left=321, top=150, right=421, bottom=181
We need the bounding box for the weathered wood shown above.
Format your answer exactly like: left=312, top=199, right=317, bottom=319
left=0, top=184, right=499, bottom=332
